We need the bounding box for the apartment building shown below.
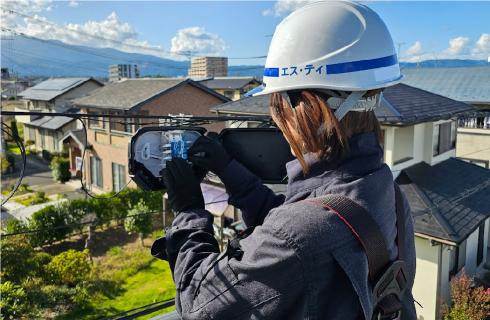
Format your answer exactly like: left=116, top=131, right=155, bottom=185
left=68, top=78, right=229, bottom=193
left=17, top=77, right=103, bottom=152
left=188, top=56, right=228, bottom=78
left=109, top=64, right=140, bottom=82
left=211, top=83, right=490, bottom=320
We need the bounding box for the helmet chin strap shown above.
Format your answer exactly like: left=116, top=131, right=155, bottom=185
left=332, top=91, right=367, bottom=121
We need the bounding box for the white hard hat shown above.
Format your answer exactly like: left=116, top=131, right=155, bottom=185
left=255, top=1, right=403, bottom=119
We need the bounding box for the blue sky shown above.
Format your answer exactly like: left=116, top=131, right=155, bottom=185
left=2, top=1, right=489, bottom=65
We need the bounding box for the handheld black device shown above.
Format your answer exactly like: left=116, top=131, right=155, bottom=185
left=128, top=126, right=294, bottom=190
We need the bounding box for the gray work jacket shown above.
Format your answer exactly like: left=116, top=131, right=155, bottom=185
left=164, top=132, right=417, bottom=319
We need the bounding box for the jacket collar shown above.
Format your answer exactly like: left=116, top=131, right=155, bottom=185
left=285, top=132, right=384, bottom=200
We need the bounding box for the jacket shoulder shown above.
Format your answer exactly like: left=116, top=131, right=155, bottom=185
left=265, top=200, right=360, bottom=255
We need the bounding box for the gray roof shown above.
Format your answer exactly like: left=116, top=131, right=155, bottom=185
left=74, top=78, right=228, bottom=110
left=199, top=77, right=261, bottom=90
left=26, top=115, right=74, bottom=130
left=18, top=77, right=101, bottom=101
left=61, top=129, right=86, bottom=147
left=396, top=158, right=490, bottom=244
left=211, top=84, right=475, bottom=125
left=401, top=66, right=490, bottom=104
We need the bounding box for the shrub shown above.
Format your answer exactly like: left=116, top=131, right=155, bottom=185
left=47, top=249, right=92, bottom=286
left=19, top=183, right=32, bottom=192
left=0, top=281, right=28, bottom=320
left=41, top=149, right=52, bottom=162
left=31, top=191, right=49, bottom=205
left=28, top=205, right=72, bottom=246
left=0, top=235, right=36, bottom=282
left=25, top=140, right=34, bottom=147
left=50, top=156, right=71, bottom=183
left=125, top=200, right=152, bottom=246
left=1, top=152, right=12, bottom=174
left=443, top=271, right=490, bottom=320
left=3, top=218, right=28, bottom=234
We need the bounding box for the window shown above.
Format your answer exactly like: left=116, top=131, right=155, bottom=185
left=88, top=110, right=104, bottom=129
left=112, top=163, right=126, bottom=192
left=433, top=121, right=456, bottom=156
left=477, top=224, right=485, bottom=266
left=110, top=111, right=132, bottom=133
left=90, top=156, right=103, bottom=188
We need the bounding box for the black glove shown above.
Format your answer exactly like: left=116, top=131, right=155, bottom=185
left=187, top=133, right=232, bottom=175
left=161, top=158, right=204, bottom=214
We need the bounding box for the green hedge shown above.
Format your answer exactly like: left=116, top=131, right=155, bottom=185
left=6, top=188, right=164, bottom=247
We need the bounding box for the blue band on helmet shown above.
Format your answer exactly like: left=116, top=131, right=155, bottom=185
left=326, top=54, right=398, bottom=74
left=263, top=68, right=279, bottom=77
left=263, top=54, right=398, bottom=77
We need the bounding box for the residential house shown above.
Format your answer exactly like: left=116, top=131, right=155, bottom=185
left=403, top=66, right=490, bottom=168
left=68, top=78, right=229, bottom=193
left=211, top=83, right=489, bottom=320
left=198, top=77, right=261, bottom=101
left=16, top=77, right=103, bottom=152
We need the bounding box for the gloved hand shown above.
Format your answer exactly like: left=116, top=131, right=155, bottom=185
left=187, top=133, right=232, bottom=175
left=161, top=158, right=204, bottom=214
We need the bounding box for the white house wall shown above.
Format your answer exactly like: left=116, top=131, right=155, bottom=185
left=413, top=236, right=440, bottom=320
left=383, top=121, right=457, bottom=178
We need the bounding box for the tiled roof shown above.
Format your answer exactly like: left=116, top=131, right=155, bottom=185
left=18, top=78, right=101, bottom=101
left=401, top=66, right=490, bottom=104
left=211, top=84, right=475, bottom=125
left=74, top=78, right=228, bottom=110
left=395, top=158, right=490, bottom=244
left=199, top=77, right=261, bottom=90
left=26, top=115, right=74, bottom=130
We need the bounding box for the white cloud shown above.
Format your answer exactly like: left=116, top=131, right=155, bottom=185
left=403, top=41, right=425, bottom=62
left=68, top=1, right=79, bottom=8
left=170, top=27, right=226, bottom=57
left=471, top=33, right=490, bottom=60
left=443, top=36, right=470, bottom=56
left=13, top=11, right=165, bottom=56
left=1, top=0, right=52, bottom=29
left=406, top=41, right=423, bottom=56
left=262, top=0, right=314, bottom=16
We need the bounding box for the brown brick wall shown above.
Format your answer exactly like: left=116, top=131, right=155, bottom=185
left=140, top=83, right=225, bottom=133
left=82, top=82, right=227, bottom=192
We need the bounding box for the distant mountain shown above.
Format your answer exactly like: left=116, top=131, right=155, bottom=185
left=1, top=36, right=487, bottom=78
left=400, top=59, right=488, bottom=68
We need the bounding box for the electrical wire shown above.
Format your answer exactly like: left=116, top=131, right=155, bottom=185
left=1, top=199, right=229, bottom=237
left=1, top=122, right=27, bottom=206
left=1, top=210, right=159, bottom=237
left=77, top=118, right=131, bottom=199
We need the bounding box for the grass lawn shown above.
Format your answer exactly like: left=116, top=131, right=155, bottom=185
left=56, top=238, right=176, bottom=320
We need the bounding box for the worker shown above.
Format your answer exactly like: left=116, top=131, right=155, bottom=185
left=156, top=1, right=416, bottom=319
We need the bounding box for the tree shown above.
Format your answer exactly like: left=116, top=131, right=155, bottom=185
left=124, top=200, right=152, bottom=246
left=50, top=157, right=71, bottom=183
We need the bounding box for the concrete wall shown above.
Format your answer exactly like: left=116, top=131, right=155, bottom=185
left=413, top=236, right=440, bottom=320
left=456, top=128, right=490, bottom=168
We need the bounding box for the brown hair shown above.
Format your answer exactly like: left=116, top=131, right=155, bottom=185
left=270, top=90, right=382, bottom=174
